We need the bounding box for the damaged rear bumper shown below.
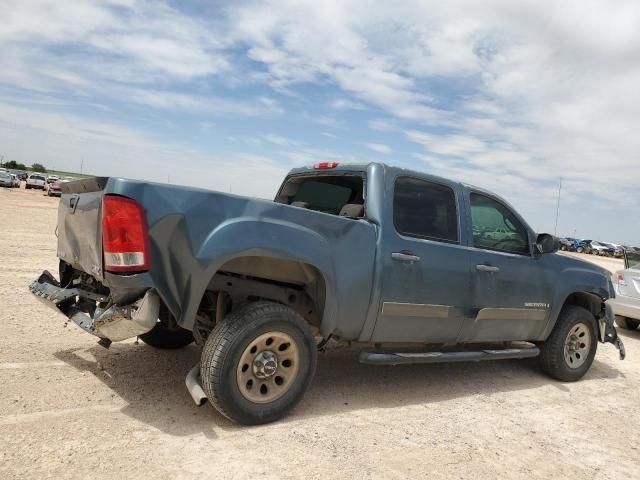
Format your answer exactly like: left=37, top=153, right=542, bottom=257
left=30, top=270, right=159, bottom=343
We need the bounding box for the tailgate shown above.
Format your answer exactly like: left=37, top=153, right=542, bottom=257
left=57, top=177, right=109, bottom=279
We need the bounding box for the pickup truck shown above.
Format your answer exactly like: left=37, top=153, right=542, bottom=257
left=31, top=161, right=625, bottom=424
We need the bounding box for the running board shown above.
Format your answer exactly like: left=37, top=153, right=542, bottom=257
left=359, top=347, right=540, bottom=366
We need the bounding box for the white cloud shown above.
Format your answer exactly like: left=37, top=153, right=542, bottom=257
left=0, top=102, right=286, bottom=199
left=331, top=98, right=367, bottom=110
left=2, top=0, right=640, bottom=242
left=262, top=134, right=300, bottom=146
left=364, top=143, right=392, bottom=154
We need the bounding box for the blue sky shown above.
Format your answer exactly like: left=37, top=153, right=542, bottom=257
left=0, top=0, right=638, bottom=244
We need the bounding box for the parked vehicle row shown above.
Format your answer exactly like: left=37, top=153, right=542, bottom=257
left=0, top=170, right=76, bottom=194
left=559, top=237, right=626, bottom=258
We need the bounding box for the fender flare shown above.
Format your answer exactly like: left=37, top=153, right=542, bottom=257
left=179, top=217, right=338, bottom=332
left=540, top=286, right=609, bottom=340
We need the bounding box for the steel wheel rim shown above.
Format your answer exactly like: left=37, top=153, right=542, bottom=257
left=564, top=323, right=591, bottom=369
left=236, top=331, right=300, bottom=404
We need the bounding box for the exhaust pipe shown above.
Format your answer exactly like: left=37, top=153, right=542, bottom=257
left=185, top=365, right=207, bottom=406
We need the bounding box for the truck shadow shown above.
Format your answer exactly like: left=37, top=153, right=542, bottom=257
left=54, top=343, right=623, bottom=436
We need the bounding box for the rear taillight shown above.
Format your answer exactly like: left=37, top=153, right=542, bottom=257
left=617, top=273, right=626, bottom=286
left=313, top=161, right=339, bottom=169
left=102, top=195, right=150, bottom=272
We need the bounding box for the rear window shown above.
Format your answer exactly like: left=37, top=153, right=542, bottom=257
left=275, top=174, right=364, bottom=216
left=31, top=175, right=45, bottom=181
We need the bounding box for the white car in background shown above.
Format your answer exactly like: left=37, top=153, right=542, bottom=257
left=611, top=248, right=640, bottom=330
left=26, top=174, right=47, bottom=190
left=0, top=171, right=12, bottom=188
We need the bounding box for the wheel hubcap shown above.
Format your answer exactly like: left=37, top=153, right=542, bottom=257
left=564, top=323, right=591, bottom=369
left=237, top=331, right=300, bottom=404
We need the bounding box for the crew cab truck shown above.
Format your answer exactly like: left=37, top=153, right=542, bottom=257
left=31, top=162, right=625, bottom=425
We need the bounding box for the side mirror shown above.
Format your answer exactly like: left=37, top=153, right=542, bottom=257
left=536, top=233, right=559, bottom=254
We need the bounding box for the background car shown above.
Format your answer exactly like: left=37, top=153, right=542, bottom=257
left=46, top=175, right=59, bottom=185
left=26, top=174, right=47, bottom=190
left=0, top=171, right=13, bottom=188
left=47, top=180, right=67, bottom=197
left=559, top=237, right=573, bottom=251
left=591, top=241, right=613, bottom=256
left=611, top=247, right=640, bottom=330
left=575, top=239, right=592, bottom=254
left=9, top=173, right=20, bottom=187
left=605, top=243, right=624, bottom=258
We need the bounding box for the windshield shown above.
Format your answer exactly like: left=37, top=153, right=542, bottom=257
left=275, top=174, right=365, bottom=216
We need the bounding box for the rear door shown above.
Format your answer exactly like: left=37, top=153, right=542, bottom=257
left=458, top=190, right=553, bottom=342
left=371, top=175, right=471, bottom=343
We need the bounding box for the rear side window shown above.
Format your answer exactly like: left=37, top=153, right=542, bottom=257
left=393, top=176, right=458, bottom=243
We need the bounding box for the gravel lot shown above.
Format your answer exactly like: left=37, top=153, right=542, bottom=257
left=1, top=186, right=639, bottom=479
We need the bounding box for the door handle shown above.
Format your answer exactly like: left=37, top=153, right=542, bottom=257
left=392, top=251, right=421, bottom=263
left=476, top=264, right=500, bottom=273
left=68, top=194, right=80, bottom=214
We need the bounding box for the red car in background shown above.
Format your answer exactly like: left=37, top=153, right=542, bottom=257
left=47, top=180, right=64, bottom=197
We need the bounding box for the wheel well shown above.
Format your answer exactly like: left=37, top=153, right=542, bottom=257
left=562, top=292, right=604, bottom=318
left=197, top=256, right=326, bottom=339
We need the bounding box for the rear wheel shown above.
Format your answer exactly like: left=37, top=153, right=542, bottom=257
left=576, top=246, right=584, bottom=253
left=539, top=306, right=597, bottom=382
left=139, top=322, right=194, bottom=349
left=200, top=301, right=316, bottom=425
left=615, top=315, right=640, bottom=330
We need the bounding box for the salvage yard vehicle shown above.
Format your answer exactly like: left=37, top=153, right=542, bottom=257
left=0, top=171, right=13, bottom=188
left=47, top=180, right=65, bottom=197
left=26, top=174, right=47, bottom=190
left=611, top=248, right=640, bottom=330
left=30, top=162, right=625, bottom=425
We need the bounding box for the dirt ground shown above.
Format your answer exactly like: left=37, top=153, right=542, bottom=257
left=1, top=185, right=639, bottom=480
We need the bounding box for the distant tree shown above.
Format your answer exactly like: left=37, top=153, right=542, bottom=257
left=4, top=160, right=27, bottom=170
left=31, top=163, right=47, bottom=173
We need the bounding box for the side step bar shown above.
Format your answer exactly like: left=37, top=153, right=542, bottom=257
left=359, top=347, right=540, bottom=366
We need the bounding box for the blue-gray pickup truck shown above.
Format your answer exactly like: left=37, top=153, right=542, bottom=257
left=31, top=161, right=625, bottom=424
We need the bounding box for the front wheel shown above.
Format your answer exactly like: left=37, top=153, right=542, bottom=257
left=200, top=301, right=317, bottom=425
left=539, top=306, right=597, bottom=382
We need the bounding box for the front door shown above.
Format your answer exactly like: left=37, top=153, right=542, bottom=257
left=458, top=191, right=553, bottom=342
left=371, top=175, right=471, bottom=343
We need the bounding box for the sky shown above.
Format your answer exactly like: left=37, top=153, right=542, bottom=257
left=0, top=0, right=638, bottom=244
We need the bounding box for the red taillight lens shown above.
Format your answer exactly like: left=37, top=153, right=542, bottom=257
left=617, top=273, right=626, bottom=285
left=102, top=195, right=150, bottom=272
left=313, top=161, right=339, bottom=169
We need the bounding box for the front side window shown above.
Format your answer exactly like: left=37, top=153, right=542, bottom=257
left=470, top=193, right=530, bottom=255
left=393, top=176, right=458, bottom=243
